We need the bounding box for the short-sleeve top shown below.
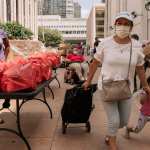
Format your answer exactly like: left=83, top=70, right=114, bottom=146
left=0, top=29, right=7, bottom=60
left=94, top=36, right=144, bottom=93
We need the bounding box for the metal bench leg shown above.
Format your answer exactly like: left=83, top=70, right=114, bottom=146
left=16, top=99, right=31, bottom=150
left=54, top=76, right=61, bottom=88
left=0, top=128, right=31, bottom=150
left=48, top=85, right=54, bottom=99
left=42, top=89, right=53, bottom=118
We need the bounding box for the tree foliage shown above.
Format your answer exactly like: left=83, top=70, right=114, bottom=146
left=0, top=22, right=33, bottom=39
left=38, top=27, right=62, bottom=47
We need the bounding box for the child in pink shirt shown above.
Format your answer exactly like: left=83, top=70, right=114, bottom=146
left=125, top=89, right=150, bottom=138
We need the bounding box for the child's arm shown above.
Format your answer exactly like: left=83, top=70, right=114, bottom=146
left=139, top=91, right=148, bottom=105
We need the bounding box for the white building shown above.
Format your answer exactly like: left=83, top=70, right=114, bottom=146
left=0, top=0, right=38, bottom=38
left=74, top=2, right=81, bottom=18
left=38, top=15, right=87, bottom=41
left=87, top=3, right=105, bottom=48
left=105, top=0, right=150, bottom=41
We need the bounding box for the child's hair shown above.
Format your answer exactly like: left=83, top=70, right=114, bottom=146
left=147, top=76, right=150, bottom=85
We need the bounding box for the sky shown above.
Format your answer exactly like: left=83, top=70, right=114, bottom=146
left=75, top=0, right=102, bottom=18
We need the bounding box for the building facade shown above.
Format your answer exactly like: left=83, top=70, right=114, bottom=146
left=105, top=0, right=150, bottom=41
left=66, top=0, right=74, bottom=18
left=87, top=3, right=105, bottom=48
left=38, top=0, right=75, bottom=18
left=74, top=2, right=81, bottom=18
left=0, top=0, right=38, bottom=38
left=38, top=15, right=86, bottom=41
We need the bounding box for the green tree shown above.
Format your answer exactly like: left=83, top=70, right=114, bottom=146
left=0, top=22, right=33, bottom=39
left=38, top=27, right=62, bottom=47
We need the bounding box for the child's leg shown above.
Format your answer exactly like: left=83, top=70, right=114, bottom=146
left=134, top=113, right=147, bottom=133
left=125, top=113, right=147, bottom=138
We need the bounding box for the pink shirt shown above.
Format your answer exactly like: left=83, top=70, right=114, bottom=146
left=140, top=97, right=150, bottom=116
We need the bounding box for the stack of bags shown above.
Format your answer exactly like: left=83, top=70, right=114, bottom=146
left=0, top=52, right=60, bottom=92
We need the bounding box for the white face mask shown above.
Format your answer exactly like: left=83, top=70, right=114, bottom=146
left=115, top=25, right=131, bottom=39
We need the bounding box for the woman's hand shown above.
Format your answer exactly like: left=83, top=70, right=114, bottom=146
left=82, top=80, right=91, bottom=90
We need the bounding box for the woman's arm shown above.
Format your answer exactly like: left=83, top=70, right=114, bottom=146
left=3, top=38, right=10, bottom=59
left=83, top=58, right=100, bottom=89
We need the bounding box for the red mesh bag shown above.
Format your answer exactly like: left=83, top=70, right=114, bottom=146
left=1, top=62, right=37, bottom=92
left=45, top=52, right=60, bottom=67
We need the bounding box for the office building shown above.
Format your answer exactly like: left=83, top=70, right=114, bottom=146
left=38, top=15, right=86, bottom=42
left=0, top=0, right=38, bottom=38
left=87, top=3, right=105, bottom=48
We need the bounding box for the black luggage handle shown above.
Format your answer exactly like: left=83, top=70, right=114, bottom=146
left=73, top=83, right=97, bottom=94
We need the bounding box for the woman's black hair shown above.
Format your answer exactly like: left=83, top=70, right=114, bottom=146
left=115, top=18, right=133, bottom=27
left=131, top=34, right=139, bottom=41
left=147, top=76, right=150, bottom=85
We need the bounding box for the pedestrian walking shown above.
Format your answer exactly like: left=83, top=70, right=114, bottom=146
left=125, top=77, right=150, bottom=138
left=126, top=77, right=150, bottom=138
left=0, top=28, right=10, bottom=116
left=83, top=11, right=150, bottom=150
left=0, top=29, right=10, bottom=60
left=93, top=37, right=100, bottom=54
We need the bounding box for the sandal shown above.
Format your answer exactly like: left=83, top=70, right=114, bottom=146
left=125, top=127, right=135, bottom=139
left=105, top=136, right=110, bottom=145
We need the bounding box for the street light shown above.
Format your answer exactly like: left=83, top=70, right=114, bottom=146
left=145, top=0, right=150, bottom=40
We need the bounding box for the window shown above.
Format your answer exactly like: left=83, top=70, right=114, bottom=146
left=97, top=27, right=104, bottom=32
left=96, top=20, right=104, bottom=25
left=96, top=12, right=104, bottom=18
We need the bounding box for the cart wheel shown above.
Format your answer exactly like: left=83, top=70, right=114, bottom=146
left=86, top=121, right=91, bottom=133
left=62, top=122, right=67, bottom=134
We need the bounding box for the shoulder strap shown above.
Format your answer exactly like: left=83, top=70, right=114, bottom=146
left=127, top=41, right=132, bottom=79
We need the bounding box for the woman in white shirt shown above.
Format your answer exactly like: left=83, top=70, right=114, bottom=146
left=83, top=12, right=150, bottom=150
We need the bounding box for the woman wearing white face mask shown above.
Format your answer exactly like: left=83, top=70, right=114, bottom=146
left=83, top=11, right=150, bottom=150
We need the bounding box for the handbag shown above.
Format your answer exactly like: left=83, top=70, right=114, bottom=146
left=102, top=42, right=132, bottom=102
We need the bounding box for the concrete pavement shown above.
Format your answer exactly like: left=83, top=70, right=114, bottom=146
left=0, top=68, right=150, bottom=150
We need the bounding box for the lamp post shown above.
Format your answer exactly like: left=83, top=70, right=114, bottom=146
left=145, top=0, right=150, bottom=40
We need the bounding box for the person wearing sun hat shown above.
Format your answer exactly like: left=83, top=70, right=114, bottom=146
left=83, top=11, right=150, bottom=150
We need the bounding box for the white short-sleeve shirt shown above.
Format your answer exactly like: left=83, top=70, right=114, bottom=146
left=94, top=36, right=144, bottom=93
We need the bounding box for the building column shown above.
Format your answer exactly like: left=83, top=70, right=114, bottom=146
left=0, top=0, right=3, bottom=22
left=11, top=0, right=17, bottom=21
left=3, top=0, right=7, bottom=22
left=34, top=0, right=38, bottom=39
left=18, top=0, right=24, bottom=25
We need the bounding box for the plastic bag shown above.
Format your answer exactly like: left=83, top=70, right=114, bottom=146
left=1, top=62, right=37, bottom=92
